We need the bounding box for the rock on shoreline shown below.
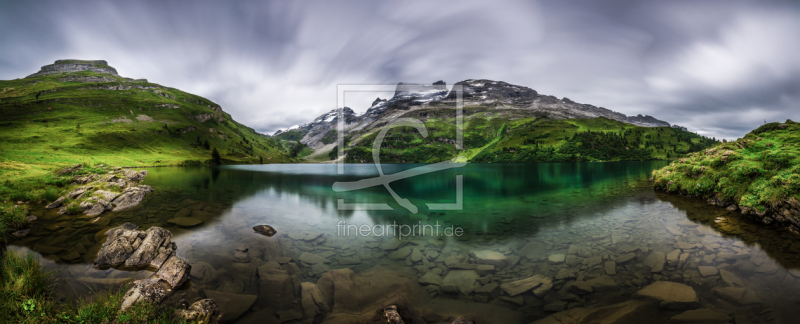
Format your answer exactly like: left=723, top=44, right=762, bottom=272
left=46, top=165, right=153, bottom=217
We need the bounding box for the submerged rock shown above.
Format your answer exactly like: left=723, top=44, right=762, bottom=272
left=636, top=281, right=698, bottom=309
left=253, top=225, right=277, bottom=236
left=713, top=287, right=762, bottom=306
left=301, top=282, right=330, bottom=320
left=471, top=250, right=508, bottom=268
left=442, top=270, right=480, bottom=295
left=12, top=229, right=30, bottom=238
left=667, top=308, right=731, bottom=324
left=500, top=274, right=549, bottom=296
left=204, top=290, right=256, bottom=322
left=532, top=300, right=658, bottom=324
left=167, top=217, right=204, bottom=227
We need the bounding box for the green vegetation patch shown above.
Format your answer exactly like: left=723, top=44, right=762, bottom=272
left=0, top=250, right=188, bottom=324
left=652, top=120, right=800, bottom=217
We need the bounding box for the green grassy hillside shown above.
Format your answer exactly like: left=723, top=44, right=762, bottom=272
left=340, top=107, right=717, bottom=163
left=0, top=70, right=293, bottom=182
left=652, top=120, right=800, bottom=226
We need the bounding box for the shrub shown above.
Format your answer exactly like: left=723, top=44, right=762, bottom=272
left=762, top=151, right=793, bottom=170
left=65, top=203, right=82, bottom=215
left=732, top=163, right=763, bottom=179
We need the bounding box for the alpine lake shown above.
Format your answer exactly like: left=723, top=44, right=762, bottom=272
left=10, top=162, right=800, bottom=323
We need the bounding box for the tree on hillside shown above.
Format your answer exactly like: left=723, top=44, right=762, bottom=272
left=203, top=140, right=210, bottom=150
left=211, top=147, right=221, bottom=165
left=289, top=142, right=304, bottom=158
left=259, top=156, right=263, bottom=164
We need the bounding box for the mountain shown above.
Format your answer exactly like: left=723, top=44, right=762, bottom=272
left=276, top=79, right=716, bottom=162
left=0, top=59, right=293, bottom=180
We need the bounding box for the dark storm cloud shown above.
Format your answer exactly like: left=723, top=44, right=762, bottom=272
left=1, top=0, right=798, bottom=139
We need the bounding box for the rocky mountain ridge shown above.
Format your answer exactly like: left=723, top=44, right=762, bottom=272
left=279, top=79, right=673, bottom=156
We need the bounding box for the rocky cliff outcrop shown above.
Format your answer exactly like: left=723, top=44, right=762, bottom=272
left=27, top=59, right=119, bottom=78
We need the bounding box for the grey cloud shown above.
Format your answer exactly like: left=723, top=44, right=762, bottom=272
left=1, top=0, right=798, bottom=138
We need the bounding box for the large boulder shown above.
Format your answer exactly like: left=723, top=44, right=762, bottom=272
left=155, top=255, right=191, bottom=288
left=125, top=227, right=172, bottom=267
left=123, top=169, right=148, bottom=182
left=636, top=281, right=699, bottom=309
left=94, top=223, right=145, bottom=268
left=120, top=278, right=172, bottom=311
left=111, top=185, right=153, bottom=212
left=94, top=224, right=178, bottom=270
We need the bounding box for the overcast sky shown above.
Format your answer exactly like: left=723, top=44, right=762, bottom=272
left=1, top=0, right=799, bottom=139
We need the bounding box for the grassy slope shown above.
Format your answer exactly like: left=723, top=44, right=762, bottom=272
left=339, top=107, right=717, bottom=163
left=0, top=71, right=293, bottom=183
left=652, top=120, right=800, bottom=219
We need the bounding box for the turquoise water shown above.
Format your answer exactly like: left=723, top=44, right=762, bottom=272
left=11, top=162, right=800, bottom=323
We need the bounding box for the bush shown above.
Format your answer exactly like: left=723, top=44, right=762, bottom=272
left=762, top=151, right=793, bottom=170
left=65, top=203, right=82, bottom=215
left=732, top=163, right=763, bottom=179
